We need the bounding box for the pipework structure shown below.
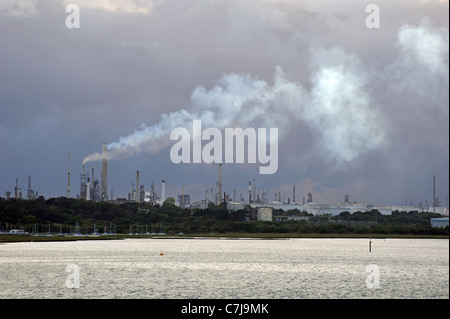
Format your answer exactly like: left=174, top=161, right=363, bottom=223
left=80, top=163, right=87, bottom=199
left=101, top=143, right=108, bottom=201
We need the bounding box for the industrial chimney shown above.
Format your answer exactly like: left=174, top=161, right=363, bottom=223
left=253, top=179, right=256, bottom=204
left=101, top=143, right=108, bottom=201
left=66, top=152, right=71, bottom=198
left=433, top=175, right=436, bottom=213
left=219, top=164, right=223, bottom=202
left=86, top=176, right=91, bottom=201
left=293, top=185, right=296, bottom=203
left=136, top=171, right=140, bottom=203
left=161, top=180, right=166, bottom=204
left=80, top=163, right=87, bottom=199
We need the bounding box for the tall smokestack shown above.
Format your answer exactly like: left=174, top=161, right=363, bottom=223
left=433, top=175, right=436, bottom=213
left=161, top=180, right=166, bottom=204
left=219, top=164, right=223, bottom=202
left=66, top=152, right=71, bottom=198
left=15, top=178, right=18, bottom=198
left=248, top=181, right=252, bottom=204
left=253, top=179, right=256, bottom=204
left=101, top=143, right=108, bottom=201
left=293, top=185, right=296, bottom=203
left=86, top=176, right=90, bottom=201
left=182, top=182, right=185, bottom=207
left=27, top=174, right=32, bottom=200
left=80, top=163, right=87, bottom=199
left=136, top=171, right=140, bottom=203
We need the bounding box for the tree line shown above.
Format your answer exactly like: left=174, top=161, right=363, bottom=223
left=0, top=197, right=447, bottom=236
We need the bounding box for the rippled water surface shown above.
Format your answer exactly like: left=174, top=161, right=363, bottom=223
left=0, top=238, right=448, bottom=298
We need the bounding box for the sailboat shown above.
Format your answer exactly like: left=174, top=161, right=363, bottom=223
left=109, top=222, right=116, bottom=235
left=57, top=224, right=64, bottom=236
left=157, top=222, right=166, bottom=235
left=129, top=224, right=133, bottom=235
left=74, top=221, right=81, bottom=236
left=45, top=222, right=54, bottom=236
left=91, top=223, right=99, bottom=236
left=31, top=224, right=39, bottom=236
left=150, top=223, right=156, bottom=235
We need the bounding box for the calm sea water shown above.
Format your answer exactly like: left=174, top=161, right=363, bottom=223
left=0, top=238, right=448, bottom=299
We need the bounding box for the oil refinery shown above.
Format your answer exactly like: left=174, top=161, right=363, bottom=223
left=2, top=143, right=448, bottom=218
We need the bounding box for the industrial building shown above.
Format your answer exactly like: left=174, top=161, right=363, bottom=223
left=431, top=217, right=449, bottom=228
left=191, top=200, right=209, bottom=210
left=257, top=207, right=273, bottom=221
left=54, top=145, right=450, bottom=217
left=227, top=201, right=246, bottom=211
left=76, top=144, right=111, bottom=202
left=178, top=194, right=190, bottom=208
left=4, top=176, right=38, bottom=200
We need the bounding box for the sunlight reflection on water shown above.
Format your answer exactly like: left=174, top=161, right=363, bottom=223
left=0, top=238, right=448, bottom=299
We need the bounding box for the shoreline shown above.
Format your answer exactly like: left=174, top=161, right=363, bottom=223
left=0, top=232, right=448, bottom=243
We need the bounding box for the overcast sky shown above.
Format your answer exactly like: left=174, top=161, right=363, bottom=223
left=0, top=0, right=448, bottom=206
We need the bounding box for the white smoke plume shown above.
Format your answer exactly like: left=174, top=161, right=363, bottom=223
left=385, top=17, right=449, bottom=109
left=82, top=19, right=448, bottom=167
left=303, top=47, right=384, bottom=164
left=397, top=17, right=448, bottom=79
left=82, top=58, right=383, bottom=166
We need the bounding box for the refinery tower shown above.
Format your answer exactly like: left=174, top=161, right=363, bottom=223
left=79, top=143, right=107, bottom=201
left=101, top=143, right=108, bottom=201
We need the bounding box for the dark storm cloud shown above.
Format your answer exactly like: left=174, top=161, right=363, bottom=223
left=0, top=0, right=448, bottom=205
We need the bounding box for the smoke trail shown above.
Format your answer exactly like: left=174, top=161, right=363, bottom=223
left=83, top=19, right=447, bottom=167
left=303, top=47, right=384, bottom=164
left=385, top=17, right=449, bottom=109
left=397, top=17, right=448, bottom=79
left=82, top=54, right=383, bottom=166
left=82, top=109, right=196, bottom=164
